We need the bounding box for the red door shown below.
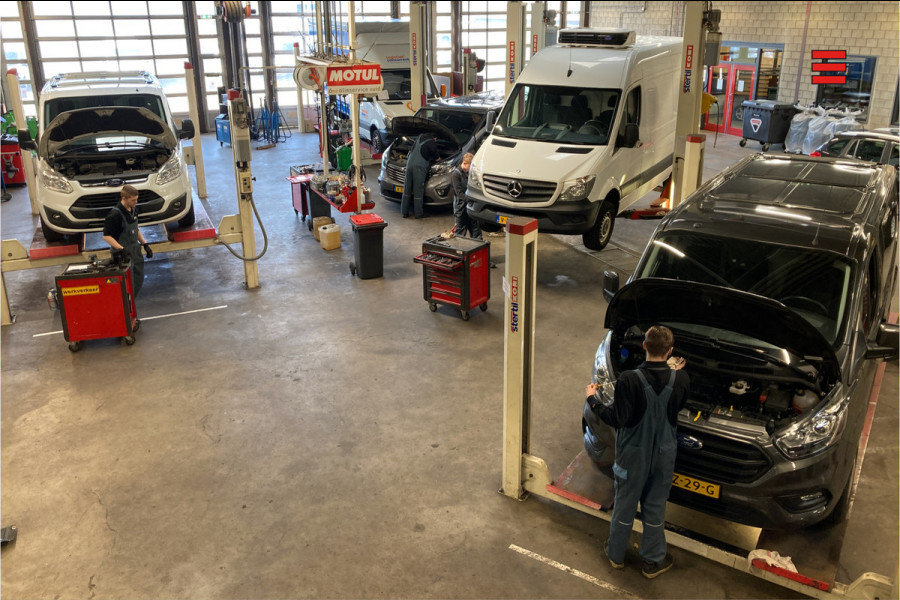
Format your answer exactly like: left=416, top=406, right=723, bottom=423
left=703, top=64, right=757, bottom=136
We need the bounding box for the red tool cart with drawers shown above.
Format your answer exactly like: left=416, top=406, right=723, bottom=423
left=55, top=258, right=138, bottom=352
left=413, top=235, right=490, bottom=320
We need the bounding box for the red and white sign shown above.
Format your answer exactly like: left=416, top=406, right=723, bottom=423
left=326, top=64, right=383, bottom=95
left=750, top=117, right=762, bottom=133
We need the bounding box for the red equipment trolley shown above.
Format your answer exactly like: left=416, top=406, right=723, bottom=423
left=55, top=258, right=138, bottom=352
left=414, top=235, right=490, bottom=320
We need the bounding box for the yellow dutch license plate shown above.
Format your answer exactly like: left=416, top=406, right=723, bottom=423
left=394, top=185, right=404, bottom=193
left=672, top=473, right=720, bottom=498
left=496, top=215, right=509, bottom=225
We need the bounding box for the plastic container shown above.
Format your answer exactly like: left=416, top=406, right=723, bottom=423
left=739, top=100, right=800, bottom=151
left=350, top=213, right=388, bottom=279
left=792, top=389, right=817, bottom=413
left=312, top=216, right=334, bottom=240
left=319, top=223, right=341, bottom=251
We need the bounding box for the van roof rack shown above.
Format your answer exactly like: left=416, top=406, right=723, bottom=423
left=557, top=28, right=635, bottom=48
left=49, top=71, right=155, bottom=88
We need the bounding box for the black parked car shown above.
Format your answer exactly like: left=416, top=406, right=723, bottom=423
left=378, top=91, right=503, bottom=207
left=812, top=128, right=898, bottom=168
left=583, top=153, right=898, bottom=529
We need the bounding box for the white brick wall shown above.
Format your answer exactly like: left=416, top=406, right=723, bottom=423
left=587, top=1, right=899, bottom=126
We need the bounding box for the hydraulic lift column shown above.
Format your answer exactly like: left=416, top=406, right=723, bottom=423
left=505, top=1, right=526, bottom=98
left=4, top=69, right=38, bottom=215
left=408, top=1, right=427, bottom=111
left=500, top=217, right=538, bottom=499
left=226, top=91, right=260, bottom=289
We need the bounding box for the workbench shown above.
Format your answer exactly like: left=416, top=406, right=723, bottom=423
left=286, top=172, right=374, bottom=231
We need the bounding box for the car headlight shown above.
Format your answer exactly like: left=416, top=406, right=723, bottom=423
left=591, top=334, right=616, bottom=407
left=430, top=161, right=453, bottom=175
left=384, top=116, right=392, bottom=131
left=156, top=152, right=183, bottom=185
left=468, top=162, right=483, bottom=190
left=774, top=391, right=848, bottom=459
left=558, top=175, right=595, bottom=202
left=38, top=162, right=73, bottom=194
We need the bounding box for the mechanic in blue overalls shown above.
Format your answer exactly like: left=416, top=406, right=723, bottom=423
left=400, top=132, right=439, bottom=219
left=586, top=325, right=689, bottom=579
left=103, top=184, right=153, bottom=297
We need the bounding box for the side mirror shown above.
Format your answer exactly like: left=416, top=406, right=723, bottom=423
left=865, top=322, right=899, bottom=360
left=485, top=111, right=496, bottom=133
left=623, top=123, right=640, bottom=148
left=178, top=118, right=195, bottom=140
left=602, top=270, right=620, bottom=302
left=18, top=129, right=36, bottom=151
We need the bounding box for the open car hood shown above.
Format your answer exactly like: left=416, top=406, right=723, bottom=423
left=40, top=107, right=175, bottom=158
left=390, top=116, right=459, bottom=146
left=605, top=278, right=840, bottom=381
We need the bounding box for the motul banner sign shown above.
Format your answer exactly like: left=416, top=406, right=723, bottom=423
left=326, top=64, right=383, bottom=95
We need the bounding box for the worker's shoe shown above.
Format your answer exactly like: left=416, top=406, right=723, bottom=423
left=641, top=553, right=674, bottom=579
left=604, top=540, right=624, bottom=570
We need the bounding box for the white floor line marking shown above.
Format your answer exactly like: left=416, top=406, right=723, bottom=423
left=509, top=544, right=638, bottom=599
left=33, top=305, right=229, bottom=337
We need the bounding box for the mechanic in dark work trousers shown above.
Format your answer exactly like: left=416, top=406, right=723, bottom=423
left=586, top=325, right=689, bottom=578
left=401, top=132, right=439, bottom=219
left=103, top=184, right=153, bottom=297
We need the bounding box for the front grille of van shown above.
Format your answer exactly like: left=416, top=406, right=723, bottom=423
left=70, top=190, right=164, bottom=220
left=482, top=175, right=557, bottom=203
left=674, top=427, right=772, bottom=484
left=385, top=164, right=406, bottom=182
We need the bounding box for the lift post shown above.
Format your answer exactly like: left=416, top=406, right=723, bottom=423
left=226, top=91, right=260, bottom=289
left=408, top=1, right=427, bottom=112
left=501, top=217, right=538, bottom=500
left=505, top=2, right=526, bottom=98
left=183, top=62, right=207, bottom=199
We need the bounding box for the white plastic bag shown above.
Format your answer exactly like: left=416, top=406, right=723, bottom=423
left=784, top=107, right=821, bottom=154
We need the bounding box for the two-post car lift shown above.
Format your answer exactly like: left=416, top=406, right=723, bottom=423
left=498, top=217, right=897, bottom=599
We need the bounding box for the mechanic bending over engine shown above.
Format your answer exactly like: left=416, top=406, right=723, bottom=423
left=103, top=184, right=153, bottom=297
left=585, top=325, right=689, bottom=579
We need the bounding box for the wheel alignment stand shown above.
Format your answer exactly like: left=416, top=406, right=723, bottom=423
left=499, top=218, right=895, bottom=599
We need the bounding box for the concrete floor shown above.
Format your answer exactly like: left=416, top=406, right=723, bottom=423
left=1, top=129, right=897, bottom=599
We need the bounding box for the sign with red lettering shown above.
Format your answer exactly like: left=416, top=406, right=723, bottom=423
left=326, top=64, right=383, bottom=95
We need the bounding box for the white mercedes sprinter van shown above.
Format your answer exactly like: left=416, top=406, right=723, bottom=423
left=22, top=71, right=195, bottom=242
left=466, top=29, right=681, bottom=250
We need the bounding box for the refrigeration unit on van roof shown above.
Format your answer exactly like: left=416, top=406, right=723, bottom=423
left=557, top=28, right=636, bottom=48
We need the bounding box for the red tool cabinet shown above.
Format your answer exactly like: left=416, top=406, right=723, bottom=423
left=413, top=235, right=490, bottom=320
left=55, top=259, right=138, bottom=352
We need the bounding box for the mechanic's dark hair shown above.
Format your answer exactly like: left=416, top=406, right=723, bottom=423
left=121, top=184, right=139, bottom=199
left=644, top=325, right=674, bottom=357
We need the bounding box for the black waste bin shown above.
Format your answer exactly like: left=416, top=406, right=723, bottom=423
left=739, top=100, right=800, bottom=151
left=350, top=213, right=388, bottom=279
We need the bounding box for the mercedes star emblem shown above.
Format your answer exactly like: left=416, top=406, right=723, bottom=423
left=507, top=180, right=523, bottom=198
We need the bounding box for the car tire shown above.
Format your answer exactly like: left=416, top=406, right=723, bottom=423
left=582, top=200, right=616, bottom=251
left=178, top=201, right=196, bottom=228
left=40, top=217, right=66, bottom=243
left=371, top=127, right=384, bottom=155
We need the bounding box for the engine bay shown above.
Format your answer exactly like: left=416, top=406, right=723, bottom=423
left=51, top=148, right=171, bottom=181
left=610, top=326, right=831, bottom=433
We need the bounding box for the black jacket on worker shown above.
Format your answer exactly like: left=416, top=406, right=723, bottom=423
left=103, top=202, right=145, bottom=296
left=400, top=134, right=440, bottom=218
left=589, top=360, right=690, bottom=429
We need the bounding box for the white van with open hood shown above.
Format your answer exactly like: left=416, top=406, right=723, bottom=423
left=22, top=71, right=195, bottom=242
left=465, top=29, right=681, bottom=250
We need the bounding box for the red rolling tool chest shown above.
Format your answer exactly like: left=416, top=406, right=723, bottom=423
left=413, top=235, right=490, bottom=320
left=55, top=258, right=138, bottom=352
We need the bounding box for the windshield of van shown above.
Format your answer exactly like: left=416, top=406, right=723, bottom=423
left=637, top=232, right=853, bottom=346
left=492, top=84, right=620, bottom=145
left=44, top=94, right=166, bottom=125
left=381, top=70, right=440, bottom=100
left=415, top=108, right=483, bottom=144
